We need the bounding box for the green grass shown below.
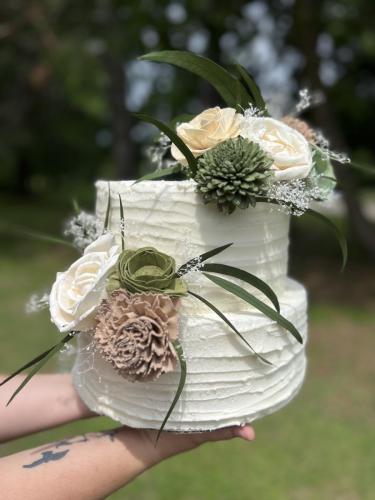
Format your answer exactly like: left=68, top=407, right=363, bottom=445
left=1, top=199, right=374, bottom=499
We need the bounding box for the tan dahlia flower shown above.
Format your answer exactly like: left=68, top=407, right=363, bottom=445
left=94, top=290, right=179, bottom=382
left=282, top=116, right=316, bottom=144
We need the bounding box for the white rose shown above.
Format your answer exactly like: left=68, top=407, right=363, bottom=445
left=50, top=233, right=120, bottom=333
left=240, top=117, right=313, bottom=181
left=171, top=107, right=244, bottom=164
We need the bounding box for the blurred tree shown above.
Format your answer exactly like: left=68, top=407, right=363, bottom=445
left=0, top=0, right=374, bottom=254
left=289, top=0, right=375, bottom=255
left=0, top=0, right=246, bottom=190
left=0, top=0, right=109, bottom=194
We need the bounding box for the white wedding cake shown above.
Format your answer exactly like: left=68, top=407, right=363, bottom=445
left=4, top=50, right=346, bottom=438
left=73, top=180, right=308, bottom=431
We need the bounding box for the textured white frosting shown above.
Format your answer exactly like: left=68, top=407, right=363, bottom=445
left=73, top=179, right=308, bottom=431
left=73, top=279, right=307, bottom=431
left=95, top=180, right=290, bottom=313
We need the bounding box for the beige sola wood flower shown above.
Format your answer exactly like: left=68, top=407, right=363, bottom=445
left=94, top=289, right=179, bottom=382
left=171, top=106, right=244, bottom=163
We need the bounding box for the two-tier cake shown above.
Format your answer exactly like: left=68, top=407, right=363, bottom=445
left=72, top=180, right=308, bottom=431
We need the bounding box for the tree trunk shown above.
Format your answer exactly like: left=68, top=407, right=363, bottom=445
left=291, top=0, right=375, bottom=257
left=104, top=55, right=140, bottom=180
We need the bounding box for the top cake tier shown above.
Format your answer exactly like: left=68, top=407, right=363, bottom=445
left=96, top=180, right=290, bottom=311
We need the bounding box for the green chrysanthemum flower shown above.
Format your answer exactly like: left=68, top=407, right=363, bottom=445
left=194, top=137, right=274, bottom=214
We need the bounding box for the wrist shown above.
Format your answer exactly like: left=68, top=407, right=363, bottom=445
left=64, top=373, right=97, bottom=420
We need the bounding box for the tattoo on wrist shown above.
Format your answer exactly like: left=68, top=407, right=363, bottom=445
left=22, top=429, right=119, bottom=469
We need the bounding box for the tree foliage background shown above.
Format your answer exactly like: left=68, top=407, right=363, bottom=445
left=1, top=0, right=374, bottom=252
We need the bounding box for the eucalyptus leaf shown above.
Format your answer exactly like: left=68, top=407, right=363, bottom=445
left=104, top=182, right=111, bottom=232
left=134, top=164, right=183, bottom=184
left=139, top=51, right=249, bottom=109
left=4, top=333, right=75, bottom=406
left=176, top=243, right=233, bottom=277
left=188, top=291, right=272, bottom=365
left=156, top=339, right=186, bottom=442
left=309, top=146, right=337, bottom=197
left=118, top=194, right=125, bottom=251
left=133, top=113, right=197, bottom=175
left=203, top=273, right=303, bottom=344
left=320, top=175, right=337, bottom=182
left=306, top=208, right=348, bottom=271
left=202, top=263, right=280, bottom=312
left=232, top=64, right=267, bottom=113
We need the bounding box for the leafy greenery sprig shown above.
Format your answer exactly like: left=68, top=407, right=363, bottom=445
left=0, top=333, right=76, bottom=406
left=139, top=51, right=255, bottom=111
left=134, top=50, right=272, bottom=182
left=133, top=112, right=197, bottom=176
left=256, top=196, right=348, bottom=271
left=156, top=339, right=186, bottom=441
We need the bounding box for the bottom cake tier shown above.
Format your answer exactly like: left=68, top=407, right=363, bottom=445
left=72, top=279, right=308, bottom=431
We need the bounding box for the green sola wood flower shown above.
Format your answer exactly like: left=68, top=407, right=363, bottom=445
left=107, top=247, right=188, bottom=296
left=194, top=136, right=274, bottom=214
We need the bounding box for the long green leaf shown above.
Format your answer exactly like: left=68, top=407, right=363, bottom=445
left=2, top=225, right=76, bottom=249
left=156, top=339, right=186, bottom=443
left=133, top=113, right=197, bottom=176
left=170, top=113, right=195, bottom=127
left=349, top=161, right=375, bottom=176
left=232, top=64, right=267, bottom=112
left=202, top=263, right=280, bottom=312
left=134, top=164, right=182, bottom=184
left=188, top=291, right=272, bottom=365
left=139, top=51, right=249, bottom=109
left=256, top=196, right=348, bottom=272
left=104, top=182, right=111, bottom=232
left=306, top=208, right=348, bottom=271
left=0, top=347, right=55, bottom=387
left=176, top=243, right=233, bottom=277
left=5, top=334, right=74, bottom=406
left=203, top=273, right=303, bottom=344
left=72, top=198, right=81, bottom=214
left=118, top=194, right=125, bottom=251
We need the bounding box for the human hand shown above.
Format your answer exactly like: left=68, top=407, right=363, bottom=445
left=116, top=424, right=255, bottom=467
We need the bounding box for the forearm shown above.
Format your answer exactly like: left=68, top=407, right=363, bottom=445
left=0, top=428, right=160, bottom=500
left=0, top=374, right=94, bottom=442
left=0, top=420, right=255, bottom=499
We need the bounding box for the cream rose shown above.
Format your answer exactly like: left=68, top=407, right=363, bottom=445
left=50, top=233, right=120, bottom=333
left=171, top=106, right=244, bottom=164
left=240, top=117, right=313, bottom=181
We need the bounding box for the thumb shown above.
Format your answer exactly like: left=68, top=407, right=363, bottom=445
left=194, top=424, right=256, bottom=445
left=157, top=424, right=256, bottom=457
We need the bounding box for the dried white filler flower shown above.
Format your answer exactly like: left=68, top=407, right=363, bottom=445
left=64, top=211, right=101, bottom=251
left=25, top=293, right=50, bottom=314
left=146, top=132, right=178, bottom=170
left=266, top=179, right=326, bottom=216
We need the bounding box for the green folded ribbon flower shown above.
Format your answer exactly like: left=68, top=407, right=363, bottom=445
left=107, top=247, right=188, bottom=296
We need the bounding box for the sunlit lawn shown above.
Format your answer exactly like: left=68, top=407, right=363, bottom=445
left=0, top=197, right=374, bottom=499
